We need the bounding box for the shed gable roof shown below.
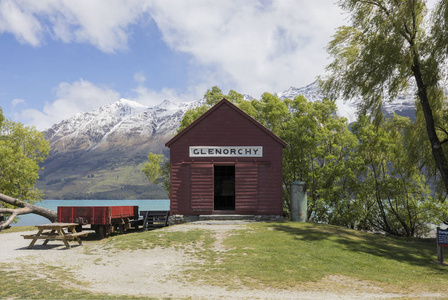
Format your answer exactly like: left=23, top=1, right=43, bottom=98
left=165, top=98, right=287, bottom=148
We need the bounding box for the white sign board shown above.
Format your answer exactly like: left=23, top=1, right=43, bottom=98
left=189, top=146, right=263, bottom=157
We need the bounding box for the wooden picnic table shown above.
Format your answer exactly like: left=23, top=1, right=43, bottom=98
left=22, top=222, right=89, bottom=249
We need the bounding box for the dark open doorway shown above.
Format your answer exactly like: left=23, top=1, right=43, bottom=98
left=214, top=165, right=235, bottom=210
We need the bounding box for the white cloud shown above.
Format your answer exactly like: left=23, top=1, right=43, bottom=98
left=0, top=0, right=43, bottom=46
left=1, top=0, right=346, bottom=96
left=6, top=1, right=350, bottom=129
left=131, top=85, right=202, bottom=107
left=11, top=98, right=25, bottom=107
left=0, top=0, right=150, bottom=53
left=147, top=0, right=346, bottom=97
left=16, top=79, right=120, bottom=130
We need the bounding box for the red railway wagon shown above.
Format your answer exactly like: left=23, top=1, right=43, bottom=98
left=57, top=206, right=139, bottom=238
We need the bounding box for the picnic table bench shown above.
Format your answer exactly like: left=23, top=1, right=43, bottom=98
left=22, top=222, right=89, bottom=249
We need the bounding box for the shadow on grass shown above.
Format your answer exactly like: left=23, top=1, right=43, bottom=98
left=271, top=223, right=441, bottom=271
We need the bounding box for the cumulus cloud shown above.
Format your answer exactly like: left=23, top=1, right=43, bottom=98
left=0, top=0, right=149, bottom=53
left=147, top=0, right=346, bottom=97
left=5, top=1, right=350, bottom=128
left=17, top=79, right=120, bottom=130
left=0, top=0, right=43, bottom=46
left=1, top=0, right=346, bottom=97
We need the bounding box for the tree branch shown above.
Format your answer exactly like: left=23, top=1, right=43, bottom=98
left=1, top=211, right=19, bottom=229
left=0, top=192, right=57, bottom=231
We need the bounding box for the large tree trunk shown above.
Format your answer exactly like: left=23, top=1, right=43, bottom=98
left=0, top=192, right=57, bottom=230
left=412, top=57, right=448, bottom=197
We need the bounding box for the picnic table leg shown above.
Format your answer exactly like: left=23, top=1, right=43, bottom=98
left=42, top=230, right=56, bottom=245
left=28, top=229, right=44, bottom=249
left=69, top=227, right=83, bottom=246
left=57, top=228, right=71, bottom=249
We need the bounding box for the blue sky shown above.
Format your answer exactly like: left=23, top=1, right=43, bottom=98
left=0, top=0, right=349, bottom=130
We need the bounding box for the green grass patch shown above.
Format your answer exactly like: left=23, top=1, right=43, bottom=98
left=0, top=226, right=36, bottom=234
left=195, top=222, right=448, bottom=292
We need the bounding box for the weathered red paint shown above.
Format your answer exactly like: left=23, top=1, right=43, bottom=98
left=166, top=99, right=286, bottom=216
left=57, top=206, right=139, bottom=225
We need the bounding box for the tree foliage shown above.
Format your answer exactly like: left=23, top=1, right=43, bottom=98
left=321, top=0, right=448, bottom=198
left=0, top=108, right=50, bottom=201
left=0, top=107, right=51, bottom=228
left=142, top=152, right=170, bottom=196
left=350, top=115, right=444, bottom=236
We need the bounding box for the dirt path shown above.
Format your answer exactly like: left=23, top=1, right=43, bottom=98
left=0, top=224, right=441, bottom=299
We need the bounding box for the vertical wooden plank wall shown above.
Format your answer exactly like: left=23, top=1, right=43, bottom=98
left=166, top=99, right=286, bottom=216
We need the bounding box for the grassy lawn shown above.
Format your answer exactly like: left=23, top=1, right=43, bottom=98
left=196, top=222, right=448, bottom=292
left=100, top=222, right=448, bottom=293
left=1, top=221, right=447, bottom=298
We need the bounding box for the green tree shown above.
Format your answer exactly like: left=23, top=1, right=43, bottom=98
left=271, top=95, right=357, bottom=220
left=0, top=110, right=49, bottom=200
left=0, top=108, right=52, bottom=229
left=350, top=115, right=443, bottom=236
left=322, top=0, right=448, bottom=198
left=142, top=152, right=170, bottom=195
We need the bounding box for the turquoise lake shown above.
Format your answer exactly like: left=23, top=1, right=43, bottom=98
left=12, top=199, right=170, bottom=227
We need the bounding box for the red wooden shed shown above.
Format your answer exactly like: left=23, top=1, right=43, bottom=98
left=165, top=98, right=286, bottom=221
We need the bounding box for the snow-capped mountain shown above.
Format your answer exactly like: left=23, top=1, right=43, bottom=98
left=44, top=98, right=202, bottom=154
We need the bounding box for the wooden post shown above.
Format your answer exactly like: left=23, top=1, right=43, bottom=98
left=0, top=202, right=4, bottom=224
left=437, top=227, right=444, bottom=264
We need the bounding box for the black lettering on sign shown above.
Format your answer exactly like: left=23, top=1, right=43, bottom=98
left=438, top=228, right=448, bottom=247
left=189, top=146, right=263, bottom=157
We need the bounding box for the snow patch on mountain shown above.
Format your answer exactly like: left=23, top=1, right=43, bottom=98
left=44, top=98, right=201, bottom=153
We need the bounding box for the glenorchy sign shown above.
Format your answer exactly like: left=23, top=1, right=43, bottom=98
left=189, top=146, right=263, bottom=157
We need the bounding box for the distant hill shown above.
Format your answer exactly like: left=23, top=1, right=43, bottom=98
left=36, top=83, right=417, bottom=199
